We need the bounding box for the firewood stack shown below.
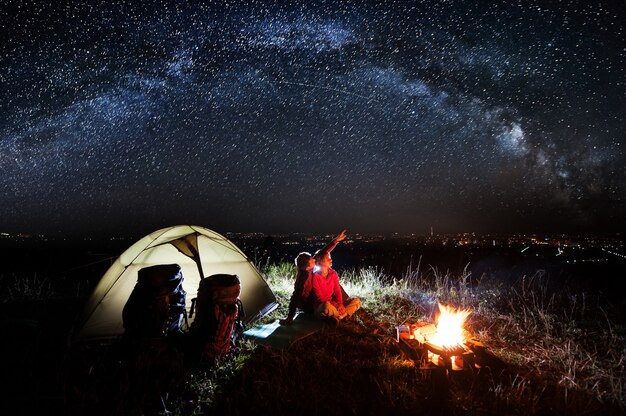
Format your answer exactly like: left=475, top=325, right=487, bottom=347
left=396, top=322, right=505, bottom=372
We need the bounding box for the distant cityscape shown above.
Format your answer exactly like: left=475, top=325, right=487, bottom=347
left=1, top=230, right=624, bottom=282
left=2, top=229, right=625, bottom=259
left=2, top=230, right=624, bottom=251
left=224, top=231, right=624, bottom=249
left=222, top=232, right=626, bottom=264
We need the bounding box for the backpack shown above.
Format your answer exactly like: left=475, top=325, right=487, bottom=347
left=190, top=274, right=244, bottom=359
left=122, top=264, right=187, bottom=338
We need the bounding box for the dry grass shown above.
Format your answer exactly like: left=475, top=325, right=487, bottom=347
left=162, top=263, right=624, bottom=415
left=0, top=272, right=54, bottom=301
left=60, top=262, right=624, bottom=415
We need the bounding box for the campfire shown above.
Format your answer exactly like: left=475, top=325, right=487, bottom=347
left=396, top=303, right=504, bottom=372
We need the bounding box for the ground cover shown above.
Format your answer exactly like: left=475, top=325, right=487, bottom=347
left=170, top=263, right=625, bottom=415
left=1, top=261, right=624, bottom=415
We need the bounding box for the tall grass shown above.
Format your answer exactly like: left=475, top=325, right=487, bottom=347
left=114, top=262, right=624, bottom=414
left=258, top=262, right=625, bottom=412
left=0, top=272, right=54, bottom=301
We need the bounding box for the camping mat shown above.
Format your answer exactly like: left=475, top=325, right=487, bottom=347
left=243, top=313, right=325, bottom=349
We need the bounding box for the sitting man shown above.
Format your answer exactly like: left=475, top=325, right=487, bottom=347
left=311, top=250, right=360, bottom=322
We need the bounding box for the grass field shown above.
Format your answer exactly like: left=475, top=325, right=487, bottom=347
left=2, top=261, right=624, bottom=415
left=166, top=263, right=625, bottom=415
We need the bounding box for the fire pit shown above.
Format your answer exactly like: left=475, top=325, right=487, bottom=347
left=396, top=303, right=504, bottom=372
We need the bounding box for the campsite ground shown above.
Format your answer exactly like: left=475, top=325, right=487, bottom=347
left=0, top=236, right=624, bottom=415
left=195, top=264, right=624, bottom=416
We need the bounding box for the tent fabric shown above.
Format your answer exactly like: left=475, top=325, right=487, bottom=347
left=73, top=225, right=278, bottom=343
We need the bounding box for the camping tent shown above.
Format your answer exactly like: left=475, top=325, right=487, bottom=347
left=73, top=225, right=278, bottom=343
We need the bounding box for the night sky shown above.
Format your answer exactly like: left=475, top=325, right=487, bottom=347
left=1, top=0, right=624, bottom=237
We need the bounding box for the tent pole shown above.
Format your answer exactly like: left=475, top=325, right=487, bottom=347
left=196, top=258, right=205, bottom=281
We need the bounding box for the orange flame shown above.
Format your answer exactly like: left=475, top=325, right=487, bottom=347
left=429, top=303, right=471, bottom=349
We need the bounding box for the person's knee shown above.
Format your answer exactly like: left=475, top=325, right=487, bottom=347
left=315, top=301, right=334, bottom=318
left=347, top=297, right=360, bottom=309
left=345, top=297, right=361, bottom=316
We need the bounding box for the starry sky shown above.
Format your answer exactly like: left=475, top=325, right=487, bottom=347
left=1, top=0, right=624, bottom=237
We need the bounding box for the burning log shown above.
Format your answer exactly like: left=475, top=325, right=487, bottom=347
left=397, top=337, right=427, bottom=363
left=396, top=303, right=506, bottom=372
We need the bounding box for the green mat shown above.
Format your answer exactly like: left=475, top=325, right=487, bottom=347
left=243, top=313, right=325, bottom=349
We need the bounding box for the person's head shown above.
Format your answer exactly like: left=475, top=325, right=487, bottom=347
left=314, top=250, right=332, bottom=271
left=295, top=252, right=315, bottom=271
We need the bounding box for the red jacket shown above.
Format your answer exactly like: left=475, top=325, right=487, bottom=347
left=311, top=269, right=343, bottom=308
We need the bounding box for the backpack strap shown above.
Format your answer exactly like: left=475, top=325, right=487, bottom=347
left=236, top=298, right=245, bottom=320
left=189, top=297, right=197, bottom=319
left=232, top=298, right=246, bottom=346
left=183, top=305, right=189, bottom=330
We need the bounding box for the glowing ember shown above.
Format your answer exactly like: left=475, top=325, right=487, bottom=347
left=429, top=303, right=471, bottom=349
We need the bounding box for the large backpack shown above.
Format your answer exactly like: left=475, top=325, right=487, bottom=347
left=190, top=274, right=244, bottom=359
left=122, top=264, right=187, bottom=338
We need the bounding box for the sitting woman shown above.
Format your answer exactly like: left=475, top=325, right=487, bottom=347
left=280, top=230, right=346, bottom=325
left=311, top=250, right=360, bottom=322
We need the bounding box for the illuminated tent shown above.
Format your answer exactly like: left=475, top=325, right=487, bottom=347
left=73, top=225, right=278, bottom=343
